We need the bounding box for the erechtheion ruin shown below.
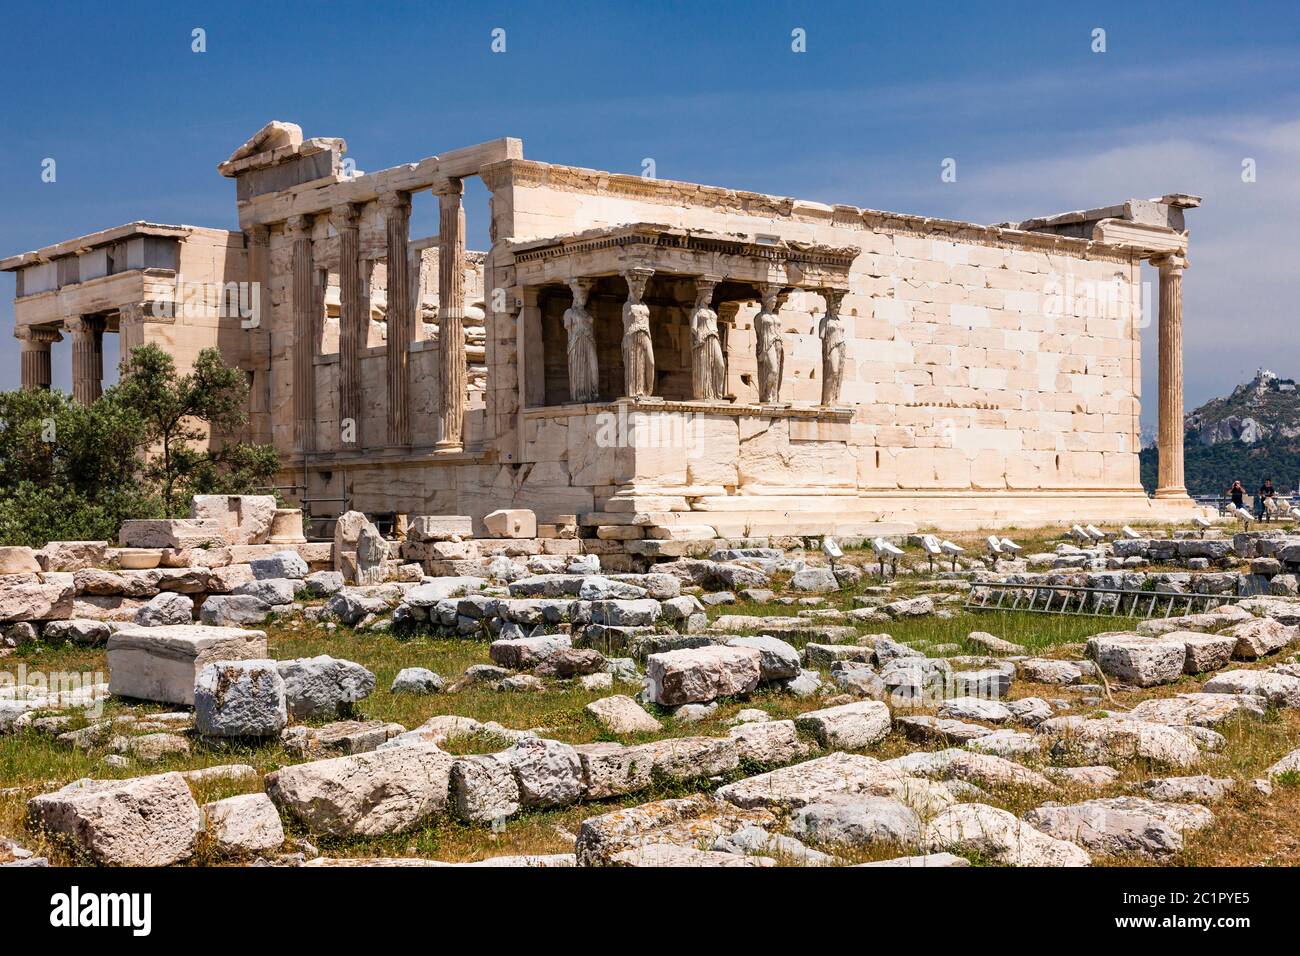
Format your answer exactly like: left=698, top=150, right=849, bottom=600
left=2, top=121, right=1202, bottom=540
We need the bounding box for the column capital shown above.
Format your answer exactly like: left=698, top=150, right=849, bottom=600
left=245, top=224, right=270, bottom=245
left=567, top=277, right=593, bottom=303
left=285, top=214, right=314, bottom=239
left=821, top=287, right=846, bottom=315
left=15, top=325, right=61, bottom=345
left=378, top=191, right=411, bottom=212
left=1151, top=252, right=1188, bottom=274
left=622, top=267, right=654, bottom=303
left=693, top=274, right=721, bottom=305
left=435, top=178, right=465, bottom=199
left=62, top=315, right=103, bottom=336
left=331, top=203, right=360, bottom=230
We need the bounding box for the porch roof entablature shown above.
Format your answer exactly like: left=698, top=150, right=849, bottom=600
left=504, top=223, right=857, bottom=292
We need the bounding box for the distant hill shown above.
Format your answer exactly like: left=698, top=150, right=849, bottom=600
left=1140, top=369, right=1300, bottom=496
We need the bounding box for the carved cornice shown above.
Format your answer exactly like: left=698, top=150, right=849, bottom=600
left=486, top=158, right=1142, bottom=265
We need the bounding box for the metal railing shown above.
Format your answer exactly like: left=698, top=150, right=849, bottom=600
left=964, top=581, right=1245, bottom=618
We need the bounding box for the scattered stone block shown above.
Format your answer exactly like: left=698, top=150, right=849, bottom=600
left=1227, top=618, right=1296, bottom=659
left=451, top=752, right=521, bottom=823
left=1128, top=692, right=1266, bottom=727
left=586, top=695, right=662, bottom=733
left=505, top=737, right=584, bottom=809
left=1024, top=797, right=1213, bottom=858
left=134, top=592, right=194, bottom=627
left=0, top=578, right=74, bottom=622
left=788, top=795, right=922, bottom=847
left=726, top=635, right=801, bottom=681
left=265, top=745, right=453, bottom=836
left=194, top=660, right=287, bottom=738
left=794, top=700, right=891, bottom=750
left=27, top=771, right=203, bottom=866
left=646, top=645, right=762, bottom=705
left=924, top=803, right=1090, bottom=867
left=203, top=792, right=284, bottom=855
left=484, top=509, right=537, bottom=539
left=277, top=655, right=376, bottom=719
left=250, top=550, right=308, bottom=580
left=107, top=624, right=267, bottom=705
left=1086, top=634, right=1185, bottom=687
left=391, top=668, right=444, bottom=694
left=1203, top=669, right=1300, bottom=707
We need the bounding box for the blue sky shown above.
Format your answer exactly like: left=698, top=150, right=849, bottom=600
left=2, top=1, right=1299, bottom=436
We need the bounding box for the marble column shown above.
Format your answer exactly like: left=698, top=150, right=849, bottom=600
left=381, top=193, right=413, bottom=447
left=818, top=288, right=847, bottom=406
left=1154, top=253, right=1188, bottom=497
left=690, top=276, right=725, bottom=400
left=621, top=268, right=655, bottom=398
left=436, top=180, right=467, bottom=450
left=64, top=316, right=104, bottom=406
left=287, top=215, right=316, bottom=455
left=755, top=282, right=786, bottom=404
left=16, top=326, right=60, bottom=391
left=332, top=204, right=363, bottom=448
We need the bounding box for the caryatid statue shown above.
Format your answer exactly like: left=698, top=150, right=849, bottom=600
left=621, top=268, right=655, bottom=398
left=818, top=288, right=847, bottom=405
left=755, top=283, right=786, bottom=404
left=690, top=277, right=726, bottom=400
left=563, top=277, right=599, bottom=402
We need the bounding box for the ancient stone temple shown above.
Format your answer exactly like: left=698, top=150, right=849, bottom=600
left=2, top=121, right=1201, bottom=535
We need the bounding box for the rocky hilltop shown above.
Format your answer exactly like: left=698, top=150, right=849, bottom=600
left=1185, top=368, right=1300, bottom=446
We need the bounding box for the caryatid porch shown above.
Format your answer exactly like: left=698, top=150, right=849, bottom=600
left=506, top=224, right=856, bottom=411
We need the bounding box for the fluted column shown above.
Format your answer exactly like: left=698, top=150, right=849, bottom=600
left=64, top=316, right=104, bottom=405
left=287, top=215, right=316, bottom=455
left=17, top=326, right=60, bottom=391
left=333, top=204, right=363, bottom=449
left=381, top=193, right=413, bottom=447
left=436, top=180, right=466, bottom=450
left=1154, top=253, right=1188, bottom=497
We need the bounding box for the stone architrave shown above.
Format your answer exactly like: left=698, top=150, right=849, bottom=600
left=755, top=283, right=785, bottom=404
left=690, top=276, right=725, bottom=400
left=818, top=288, right=847, bottom=405
left=621, top=268, right=655, bottom=398
left=563, top=278, right=599, bottom=402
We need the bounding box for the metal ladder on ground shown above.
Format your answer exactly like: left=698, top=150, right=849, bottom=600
left=964, top=581, right=1245, bottom=618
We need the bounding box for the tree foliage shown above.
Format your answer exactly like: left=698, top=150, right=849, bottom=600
left=0, top=345, right=279, bottom=547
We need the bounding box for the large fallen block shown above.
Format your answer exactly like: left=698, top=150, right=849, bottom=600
left=27, top=771, right=203, bottom=866
left=1023, top=797, right=1213, bottom=858
left=1086, top=634, right=1185, bottom=687
left=0, top=577, right=75, bottom=622
left=645, top=645, right=762, bottom=705
left=793, top=700, right=891, bottom=750
left=106, top=624, right=268, bottom=705
left=265, top=745, right=453, bottom=836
